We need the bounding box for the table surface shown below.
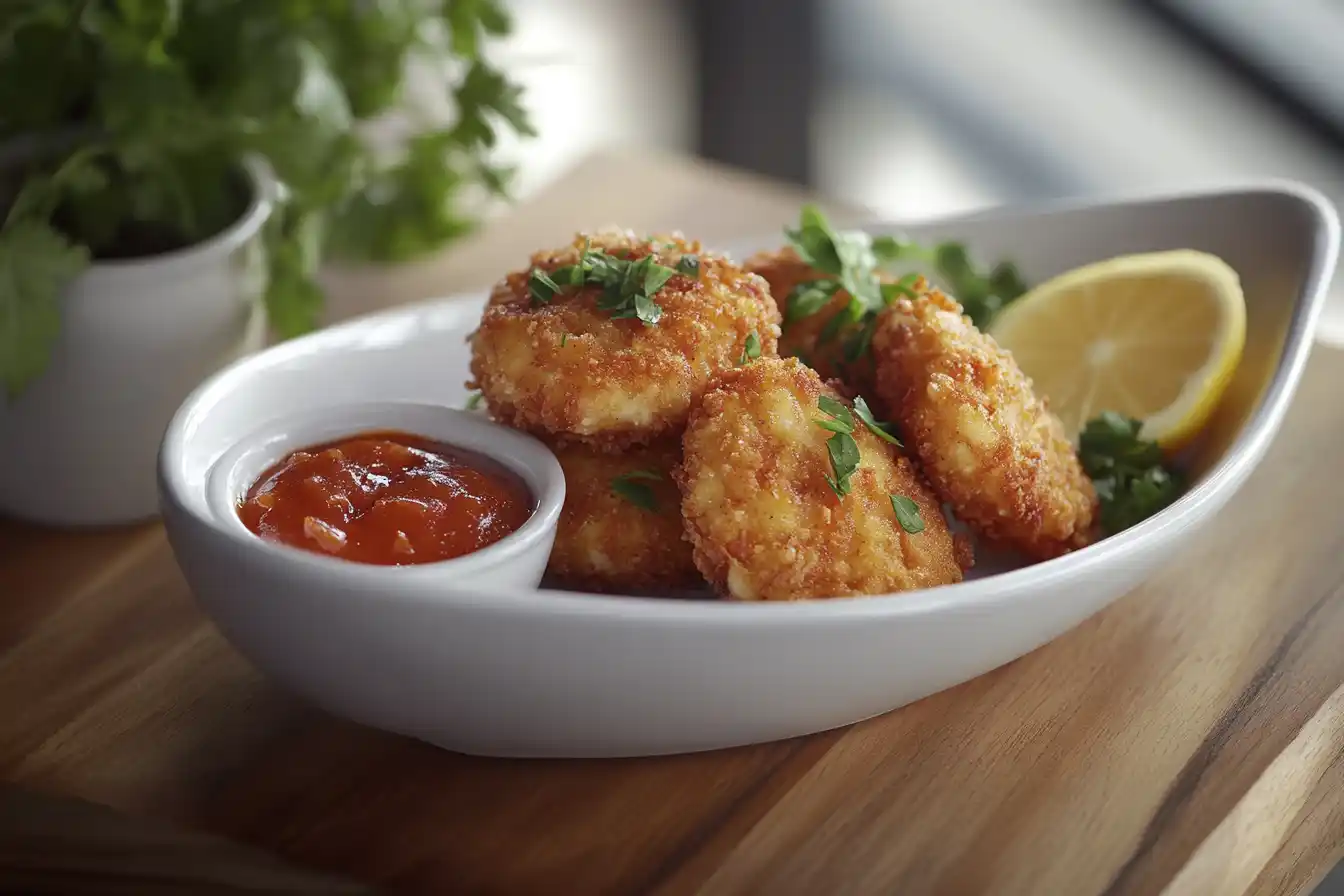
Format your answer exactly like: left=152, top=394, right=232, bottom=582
left=5, top=150, right=1344, bottom=896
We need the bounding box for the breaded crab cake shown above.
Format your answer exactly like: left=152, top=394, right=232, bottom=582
left=677, top=356, right=965, bottom=601
left=545, top=438, right=701, bottom=593
left=871, top=288, right=1097, bottom=560
left=470, top=231, right=780, bottom=451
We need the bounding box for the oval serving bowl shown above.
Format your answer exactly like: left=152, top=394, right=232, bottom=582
left=160, top=183, right=1339, bottom=758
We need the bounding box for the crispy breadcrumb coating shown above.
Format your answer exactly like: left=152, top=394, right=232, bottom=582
left=677, top=357, right=965, bottom=601
left=471, top=231, right=781, bottom=451
left=545, top=438, right=701, bottom=593
left=872, top=289, right=1097, bottom=560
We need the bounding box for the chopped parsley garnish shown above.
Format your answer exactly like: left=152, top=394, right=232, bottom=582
left=815, top=395, right=860, bottom=497
left=872, top=234, right=1028, bottom=329
left=783, top=208, right=924, bottom=366
left=783, top=205, right=1029, bottom=338
left=739, top=330, right=762, bottom=365
left=611, top=469, right=663, bottom=512
left=560, top=333, right=568, bottom=347
left=815, top=394, right=854, bottom=433
left=464, top=391, right=483, bottom=411
left=676, top=254, right=700, bottom=277
left=852, top=396, right=902, bottom=447
left=527, top=244, right=685, bottom=325
left=785, top=278, right=840, bottom=324
left=1078, top=412, right=1183, bottom=535
left=786, top=206, right=885, bottom=317
left=825, top=431, right=861, bottom=499
left=890, top=495, right=925, bottom=533
left=528, top=268, right=563, bottom=305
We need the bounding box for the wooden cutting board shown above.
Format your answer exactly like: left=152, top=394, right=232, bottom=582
left=3, top=150, right=1344, bottom=896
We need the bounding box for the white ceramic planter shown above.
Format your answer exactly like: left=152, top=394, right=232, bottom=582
left=0, top=165, right=273, bottom=527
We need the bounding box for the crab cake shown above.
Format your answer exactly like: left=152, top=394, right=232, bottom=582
left=744, top=247, right=891, bottom=403
left=471, top=231, right=780, bottom=451
left=677, top=357, right=964, bottom=601
left=872, top=288, right=1097, bottom=560
left=546, top=438, right=701, bottom=593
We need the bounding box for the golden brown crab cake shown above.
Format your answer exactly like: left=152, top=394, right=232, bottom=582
left=677, top=356, right=965, bottom=601
left=871, top=288, right=1097, bottom=561
left=545, top=438, right=701, bottom=593
left=470, top=231, right=780, bottom=451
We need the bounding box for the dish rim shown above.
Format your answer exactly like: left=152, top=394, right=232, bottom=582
left=160, top=179, right=1341, bottom=623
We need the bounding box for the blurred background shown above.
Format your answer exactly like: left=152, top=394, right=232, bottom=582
left=483, top=0, right=1344, bottom=342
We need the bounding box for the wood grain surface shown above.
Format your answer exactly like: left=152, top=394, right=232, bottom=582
left=3, top=151, right=1344, bottom=895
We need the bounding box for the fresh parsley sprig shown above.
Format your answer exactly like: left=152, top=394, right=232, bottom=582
left=611, top=469, right=663, bottom=512
left=783, top=207, right=922, bottom=367
left=870, top=235, right=1028, bottom=329
left=527, top=245, right=684, bottom=326
left=1078, top=412, right=1183, bottom=535
left=782, top=206, right=1029, bottom=345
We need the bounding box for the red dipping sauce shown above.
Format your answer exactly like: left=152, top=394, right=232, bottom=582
left=238, top=431, right=532, bottom=566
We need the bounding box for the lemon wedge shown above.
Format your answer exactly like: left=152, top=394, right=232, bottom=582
left=988, top=250, right=1245, bottom=451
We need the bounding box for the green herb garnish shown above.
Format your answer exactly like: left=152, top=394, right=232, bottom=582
left=786, top=206, right=885, bottom=317
left=785, top=278, right=841, bottom=324
left=535, top=246, right=678, bottom=325
left=560, top=333, right=568, bottom=347
left=853, top=397, right=902, bottom=447
left=783, top=206, right=1029, bottom=345
left=782, top=207, right=925, bottom=369
left=881, top=272, right=923, bottom=304
left=872, top=236, right=1026, bottom=329
left=890, top=495, right=925, bottom=533
left=1078, top=412, right=1183, bottom=535
left=739, top=330, right=762, bottom=365
left=529, top=268, right=562, bottom=305
left=611, top=470, right=662, bottom=512
left=676, top=254, right=700, bottom=277
left=841, top=316, right=878, bottom=364
left=815, top=396, right=860, bottom=497
left=825, top=433, right=861, bottom=498
left=464, top=391, right=483, bottom=411
left=816, top=395, right=854, bottom=429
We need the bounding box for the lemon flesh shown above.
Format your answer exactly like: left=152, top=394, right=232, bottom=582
left=988, top=250, right=1246, bottom=451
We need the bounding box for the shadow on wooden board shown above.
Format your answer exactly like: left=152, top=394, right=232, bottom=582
left=0, top=786, right=372, bottom=895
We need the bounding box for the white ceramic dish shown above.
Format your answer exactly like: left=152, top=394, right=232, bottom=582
left=160, top=182, right=1339, bottom=758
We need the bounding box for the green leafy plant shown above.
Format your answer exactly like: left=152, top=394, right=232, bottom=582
left=0, top=0, right=534, bottom=399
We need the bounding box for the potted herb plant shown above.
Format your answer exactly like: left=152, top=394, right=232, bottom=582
left=0, top=1, right=532, bottom=526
